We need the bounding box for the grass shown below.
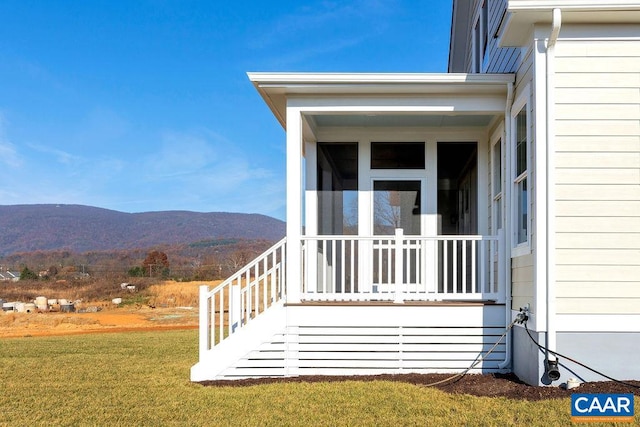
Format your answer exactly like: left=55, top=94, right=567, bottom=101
left=2, top=330, right=630, bottom=426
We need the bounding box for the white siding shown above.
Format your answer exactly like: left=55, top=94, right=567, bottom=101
left=510, top=42, right=535, bottom=311
left=512, top=253, right=534, bottom=311
left=554, top=29, right=640, bottom=315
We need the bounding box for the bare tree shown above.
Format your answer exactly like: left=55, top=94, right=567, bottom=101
left=374, top=190, right=402, bottom=234
left=142, top=250, right=170, bottom=277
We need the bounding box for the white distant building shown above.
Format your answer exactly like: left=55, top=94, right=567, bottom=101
left=0, top=271, right=20, bottom=282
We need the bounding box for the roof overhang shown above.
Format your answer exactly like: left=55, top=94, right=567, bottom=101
left=499, top=0, right=640, bottom=46
left=248, top=73, right=515, bottom=129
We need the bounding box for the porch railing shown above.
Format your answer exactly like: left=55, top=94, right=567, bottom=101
left=198, top=237, right=286, bottom=353
left=198, top=231, right=503, bottom=355
left=301, top=230, right=504, bottom=303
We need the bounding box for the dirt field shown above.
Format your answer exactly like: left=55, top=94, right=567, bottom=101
left=0, top=305, right=199, bottom=338
left=0, top=279, right=211, bottom=338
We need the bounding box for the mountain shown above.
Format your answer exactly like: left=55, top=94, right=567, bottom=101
left=0, top=204, right=285, bottom=255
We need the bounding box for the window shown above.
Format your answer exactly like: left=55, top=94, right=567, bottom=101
left=473, top=0, right=488, bottom=73
left=513, top=101, right=529, bottom=247
left=371, top=142, right=425, bottom=169
left=482, top=0, right=488, bottom=57
left=492, top=135, right=503, bottom=230
left=474, top=20, right=481, bottom=73
left=317, top=142, right=358, bottom=235
left=373, top=181, right=421, bottom=236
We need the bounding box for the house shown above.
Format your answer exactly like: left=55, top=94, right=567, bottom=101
left=0, top=270, right=20, bottom=282
left=191, top=0, right=640, bottom=386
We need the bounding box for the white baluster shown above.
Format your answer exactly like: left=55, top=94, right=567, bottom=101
left=394, top=228, right=404, bottom=304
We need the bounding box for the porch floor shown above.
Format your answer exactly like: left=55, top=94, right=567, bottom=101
left=287, top=301, right=504, bottom=307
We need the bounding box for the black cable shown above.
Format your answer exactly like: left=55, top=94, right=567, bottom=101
left=422, top=319, right=518, bottom=388
left=523, top=320, right=640, bottom=390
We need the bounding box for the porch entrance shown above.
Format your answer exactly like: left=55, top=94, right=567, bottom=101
left=372, top=179, right=424, bottom=293
left=437, top=142, right=479, bottom=293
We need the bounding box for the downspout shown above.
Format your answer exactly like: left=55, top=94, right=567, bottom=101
left=498, top=81, right=514, bottom=370
left=544, top=8, right=561, bottom=380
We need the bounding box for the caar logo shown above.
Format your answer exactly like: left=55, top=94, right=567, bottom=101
left=571, top=393, right=635, bottom=423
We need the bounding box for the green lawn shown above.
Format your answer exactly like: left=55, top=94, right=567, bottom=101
left=0, top=330, right=629, bottom=426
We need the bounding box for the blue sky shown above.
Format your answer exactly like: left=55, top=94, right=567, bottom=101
left=0, top=0, right=452, bottom=220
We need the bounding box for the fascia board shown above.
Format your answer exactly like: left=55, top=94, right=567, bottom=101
left=500, top=1, right=640, bottom=46
left=248, top=72, right=514, bottom=86
left=508, top=0, right=640, bottom=11
left=248, top=72, right=515, bottom=128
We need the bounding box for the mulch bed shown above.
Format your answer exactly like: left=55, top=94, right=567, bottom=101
left=199, top=373, right=640, bottom=401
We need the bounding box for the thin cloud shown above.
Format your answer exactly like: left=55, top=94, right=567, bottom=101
left=27, top=142, right=82, bottom=165
left=0, top=142, right=21, bottom=168
left=265, top=34, right=370, bottom=69
left=11, top=57, right=70, bottom=93
left=144, top=129, right=274, bottom=188
left=76, top=107, right=131, bottom=144
left=144, top=130, right=222, bottom=179
left=137, top=128, right=285, bottom=216
left=0, top=113, right=22, bottom=168
left=248, top=0, right=397, bottom=51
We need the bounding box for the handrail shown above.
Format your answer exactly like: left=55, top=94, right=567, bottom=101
left=302, top=234, right=498, bottom=241
left=199, top=237, right=286, bottom=355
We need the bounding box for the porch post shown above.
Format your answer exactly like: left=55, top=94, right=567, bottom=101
left=425, top=141, right=438, bottom=294
left=286, top=105, right=303, bottom=304
left=305, top=140, right=318, bottom=295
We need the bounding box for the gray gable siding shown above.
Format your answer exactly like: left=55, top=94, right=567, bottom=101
left=485, top=0, right=521, bottom=73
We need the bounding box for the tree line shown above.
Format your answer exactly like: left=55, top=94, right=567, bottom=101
left=3, top=239, right=273, bottom=282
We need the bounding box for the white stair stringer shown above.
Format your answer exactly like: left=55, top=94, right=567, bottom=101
left=191, top=301, right=286, bottom=381
left=216, top=333, right=289, bottom=379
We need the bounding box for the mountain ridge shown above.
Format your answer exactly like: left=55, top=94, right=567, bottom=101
left=0, top=204, right=285, bottom=256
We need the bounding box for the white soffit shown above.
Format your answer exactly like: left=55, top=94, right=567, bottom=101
left=248, top=73, right=515, bottom=128
left=500, top=1, right=640, bottom=46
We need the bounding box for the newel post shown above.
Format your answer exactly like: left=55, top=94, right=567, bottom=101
left=394, top=228, right=405, bottom=304
left=198, top=285, right=209, bottom=359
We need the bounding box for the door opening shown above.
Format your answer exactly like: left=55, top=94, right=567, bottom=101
left=437, top=142, right=478, bottom=293
left=437, top=142, right=478, bottom=235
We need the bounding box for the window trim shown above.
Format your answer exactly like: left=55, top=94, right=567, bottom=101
left=511, top=87, right=531, bottom=257
left=490, top=125, right=504, bottom=233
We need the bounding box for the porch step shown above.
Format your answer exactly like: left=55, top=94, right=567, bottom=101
left=191, top=302, right=287, bottom=381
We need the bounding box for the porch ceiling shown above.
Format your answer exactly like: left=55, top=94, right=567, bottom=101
left=248, top=73, right=515, bottom=129
left=310, top=113, right=495, bottom=128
